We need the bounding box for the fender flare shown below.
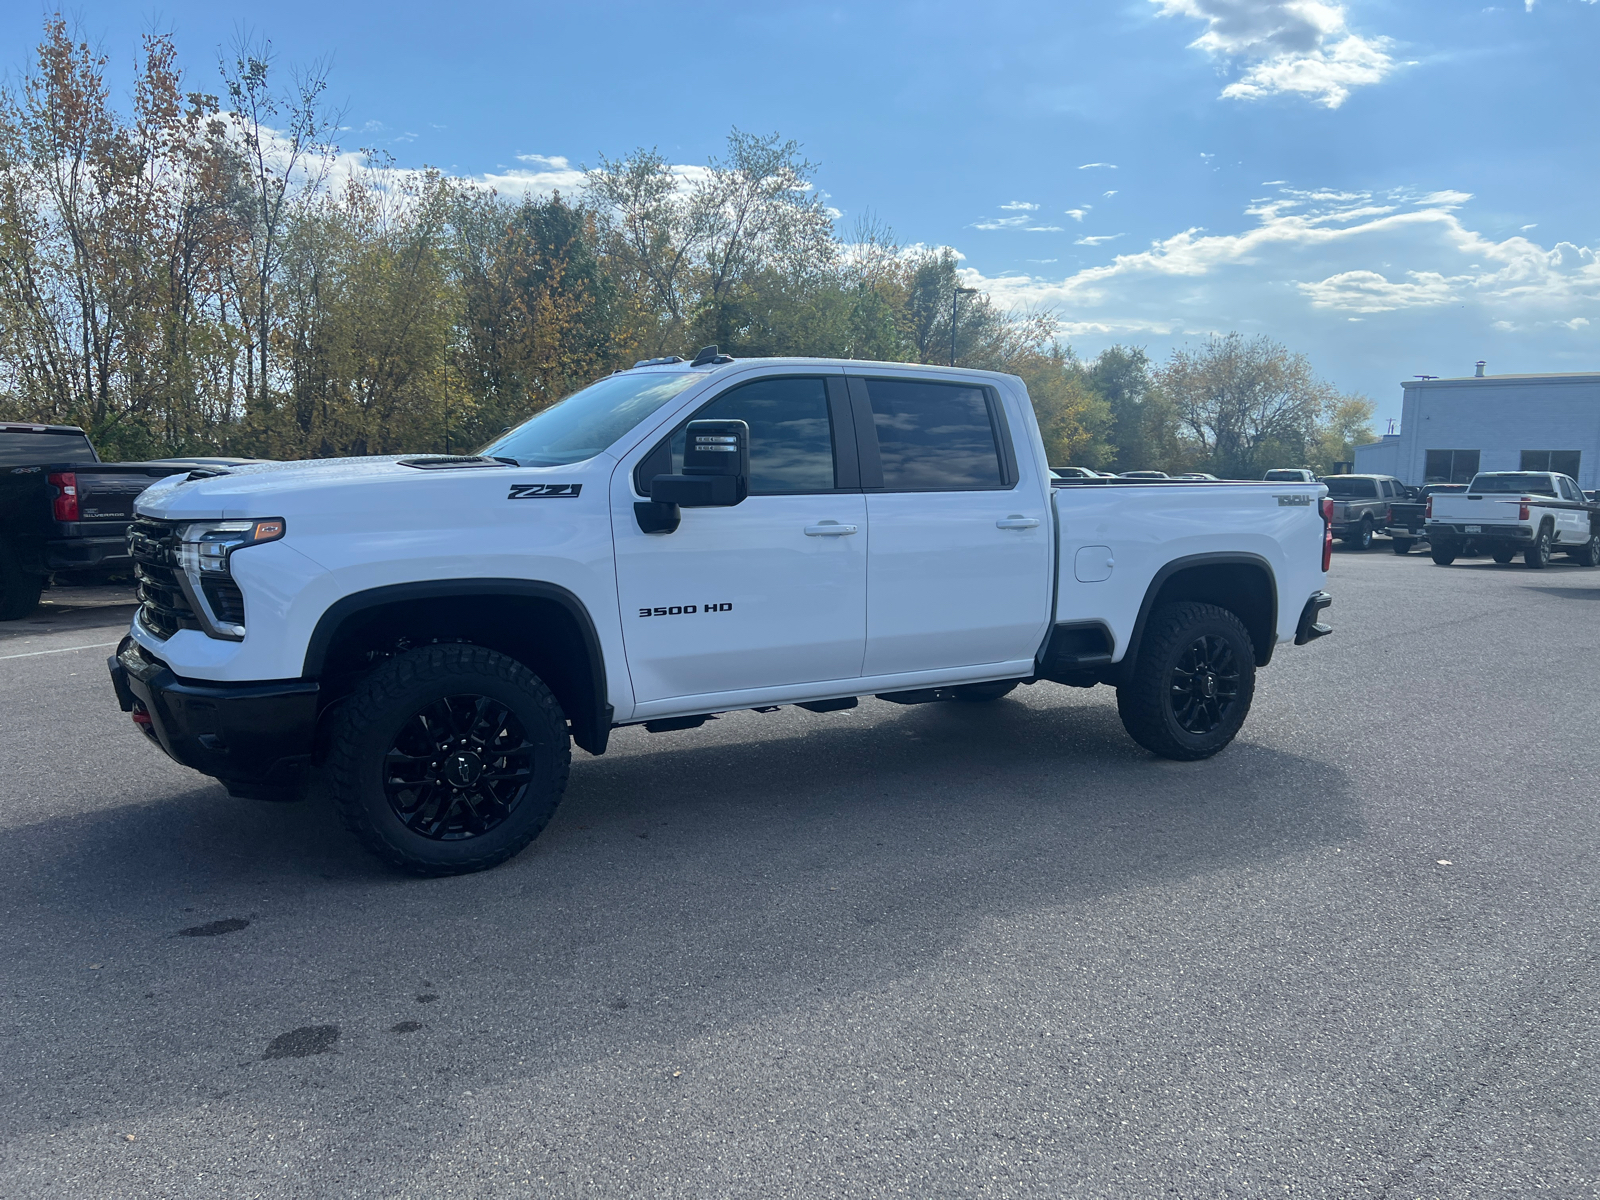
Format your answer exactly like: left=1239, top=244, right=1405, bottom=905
left=302, top=578, right=613, bottom=754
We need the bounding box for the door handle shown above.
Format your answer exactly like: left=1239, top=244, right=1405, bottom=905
left=804, top=522, right=858, bottom=536
left=996, top=516, right=1040, bottom=529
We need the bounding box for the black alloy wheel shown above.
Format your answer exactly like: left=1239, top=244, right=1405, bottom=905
left=1572, top=534, right=1600, bottom=568
left=328, top=643, right=571, bottom=875
left=1117, top=601, right=1256, bottom=761
left=383, top=694, right=534, bottom=840
left=1167, top=633, right=1241, bottom=736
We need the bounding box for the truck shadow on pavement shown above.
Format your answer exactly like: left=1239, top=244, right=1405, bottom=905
left=2, top=687, right=1364, bottom=1150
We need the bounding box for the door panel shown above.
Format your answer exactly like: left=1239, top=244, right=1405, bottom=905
left=613, top=494, right=868, bottom=702
left=851, top=375, right=1050, bottom=676
left=612, top=373, right=867, bottom=705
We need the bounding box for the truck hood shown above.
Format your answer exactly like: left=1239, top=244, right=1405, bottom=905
left=133, top=454, right=609, bottom=521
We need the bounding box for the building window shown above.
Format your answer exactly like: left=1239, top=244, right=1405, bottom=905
left=1424, top=449, right=1480, bottom=483
left=1521, top=450, right=1581, bottom=477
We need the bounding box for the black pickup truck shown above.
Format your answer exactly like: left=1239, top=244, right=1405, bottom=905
left=0, top=422, right=257, bottom=619
left=1384, top=483, right=1467, bottom=555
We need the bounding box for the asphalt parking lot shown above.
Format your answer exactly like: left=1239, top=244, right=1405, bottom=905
left=1, top=551, right=1597, bottom=1199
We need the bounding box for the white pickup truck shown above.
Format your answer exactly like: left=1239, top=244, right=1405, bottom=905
left=1424, top=471, right=1600, bottom=568
left=108, top=354, right=1334, bottom=875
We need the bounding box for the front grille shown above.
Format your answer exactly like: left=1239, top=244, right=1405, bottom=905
left=129, top=516, right=201, bottom=640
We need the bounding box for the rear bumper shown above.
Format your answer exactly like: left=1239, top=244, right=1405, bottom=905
left=108, top=637, right=318, bottom=794
left=46, top=534, right=131, bottom=571
left=1295, top=591, right=1333, bottom=645
left=1383, top=526, right=1425, bottom=539
left=1425, top=523, right=1532, bottom=542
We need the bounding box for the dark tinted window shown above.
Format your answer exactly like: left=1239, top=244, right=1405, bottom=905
left=0, top=430, right=96, bottom=466
left=863, top=379, right=1003, bottom=489
left=1323, top=476, right=1378, bottom=498
left=668, top=376, right=836, bottom=494
left=1424, top=449, right=1479, bottom=484
left=1468, top=473, right=1557, bottom=496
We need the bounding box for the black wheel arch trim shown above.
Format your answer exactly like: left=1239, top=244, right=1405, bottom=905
left=302, top=578, right=613, bottom=755
left=1118, top=552, right=1279, bottom=680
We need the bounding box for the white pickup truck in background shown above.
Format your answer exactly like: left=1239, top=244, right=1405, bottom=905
left=1425, top=471, right=1600, bottom=568
left=109, top=353, right=1334, bottom=875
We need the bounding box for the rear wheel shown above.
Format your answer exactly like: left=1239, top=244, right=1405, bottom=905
left=1344, top=518, right=1374, bottom=551
left=1391, top=538, right=1413, bottom=555
left=1430, top=544, right=1458, bottom=565
left=1491, top=548, right=1516, bottom=564
left=328, top=643, right=571, bottom=876
left=1116, top=602, right=1255, bottom=761
left=1525, top=527, right=1552, bottom=569
left=0, top=542, right=44, bottom=621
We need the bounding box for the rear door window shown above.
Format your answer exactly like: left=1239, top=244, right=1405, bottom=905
left=859, top=378, right=1006, bottom=490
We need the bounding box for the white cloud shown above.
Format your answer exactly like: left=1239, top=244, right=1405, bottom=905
left=1522, top=223, right=1538, bottom=231
left=1000, top=201, right=1041, bottom=211
left=474, top=152, right=589, bottom=196
left=1066, top=208, right=1090, bottom=221
left=1152, top=0, right=1405, bottom=108
left=951, top=185, right=1600, bottom=353
left=1028, top=225, right=1065, bottom=233
left=1078, top=162, right=1118, bottom=169
left=1104, top=190, right=1119, bottom=198
left=1076, top=233, right=1126, bottom=245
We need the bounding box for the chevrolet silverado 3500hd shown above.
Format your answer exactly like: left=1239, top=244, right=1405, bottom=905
left=109, top=355, right=1335, bottom=875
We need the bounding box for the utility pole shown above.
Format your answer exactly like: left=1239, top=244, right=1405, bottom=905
left=951, top=287, right=979, bottom=366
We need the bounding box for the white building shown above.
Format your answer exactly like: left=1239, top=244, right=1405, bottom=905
left=1354, top=365, right=1600, bottom=487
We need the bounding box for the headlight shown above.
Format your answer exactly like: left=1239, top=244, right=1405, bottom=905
left=176, top=519, right=285, bottom=640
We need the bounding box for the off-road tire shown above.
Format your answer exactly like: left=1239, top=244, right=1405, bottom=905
left=951, top=680, right=1020, bottom=703
left=1525, top=526, right=1552, bottom=570
left=1491, top=548, right=1516, bottom=564
left=327, top=644, right=570, bottom=876
left=0, top=542, right=44, bottom=621
left=1430, top=544, right=1457, bottom=565
left=1391, top=538, right=1413, bottom=555
left=1116, top=601, right=1256, bottom=762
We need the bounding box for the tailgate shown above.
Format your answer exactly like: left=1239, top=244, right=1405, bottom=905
left=76, top=468, right=180, bottom=521
left=1430, top=495, right=1520, bottom=526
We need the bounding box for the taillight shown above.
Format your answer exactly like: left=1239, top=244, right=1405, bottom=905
left=48, top=471, right=78, bottom=521
left=1321, top=497, right=1334, bottom=572
left=1519, top=503, right=1530, bottom=521
left=1385, top=505, right=1393, bottom=525
left=1425, top=495, right=1433, bottom=519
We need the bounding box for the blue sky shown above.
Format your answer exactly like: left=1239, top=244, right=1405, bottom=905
left=5, top=0, right=1597, bottom=427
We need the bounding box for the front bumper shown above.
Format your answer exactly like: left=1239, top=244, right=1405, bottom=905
left=108, top=637, right=318, bottom=795
left=1295, top=591, right=1333, bottom=645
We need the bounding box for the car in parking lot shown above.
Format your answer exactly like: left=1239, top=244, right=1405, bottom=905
left=1385, top=483, right=1466, bottom=554
left=1426, top=471, right=1599, bottom=567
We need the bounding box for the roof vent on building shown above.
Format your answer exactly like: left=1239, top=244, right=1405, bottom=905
left=1475, top=361, right=1486, bottom=377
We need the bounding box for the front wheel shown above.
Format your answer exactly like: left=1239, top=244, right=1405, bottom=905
left=1391, top=538, right=1414, bottom=555
left=1116, top=602, right=1255, bottom=761
left=327, top=643, right=571, bottom=875
left=1570, top=534, right=1600, bottom=568
left=1525, top=527, right=1552, bottom=569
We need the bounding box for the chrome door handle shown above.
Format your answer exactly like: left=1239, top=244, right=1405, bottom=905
left=996, top=516, right=1040, bottom=529
left=805, top=522, right=858, bottom=536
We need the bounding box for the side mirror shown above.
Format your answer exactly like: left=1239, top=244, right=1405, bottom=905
left=636, top=419, right=749, bottom=534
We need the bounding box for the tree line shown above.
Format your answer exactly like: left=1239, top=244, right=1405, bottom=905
left=0, top=18, right=1373, bottom=475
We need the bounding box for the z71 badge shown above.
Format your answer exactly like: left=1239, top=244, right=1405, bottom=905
left=508, top=483, right=582, bottom=499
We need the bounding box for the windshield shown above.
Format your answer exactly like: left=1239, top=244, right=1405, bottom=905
left=481, top=371, right=704, bottom=467
left=1469, top=473, right=1557, bottom=496
left=1323, top=476, right=1377, bottom=498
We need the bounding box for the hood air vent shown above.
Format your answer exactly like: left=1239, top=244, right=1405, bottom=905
left=396, top=455, right=513, bottom=470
